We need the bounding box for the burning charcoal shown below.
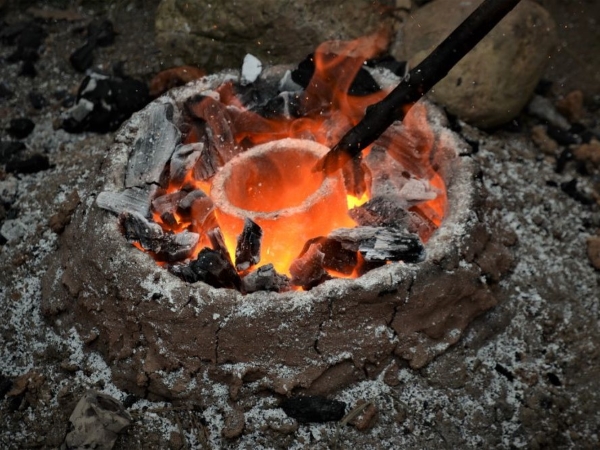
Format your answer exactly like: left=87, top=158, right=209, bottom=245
left=300, top=237, right=358, bottom=275
left=177, top=190, right=206, bottom=214
left=251, top=92, right=302, bottom=119
left=242, top=264, right=291, bottom=293
left=190, top=195, right=216, bottom=230
left=156, top=231, right=199, bottom=262
left=125, top=102, right=179, bottom=187
left=240, top=54, right=263, bottom=86
left=5, top=153, right=49, bottom=174
left=349, top=196, right=408, bottom=227
left=0, top=141, right=25, bottom=165
left=207, top=227, right=232, bottom=261
left=96, top=185, right=157, bottom=217
left=193, top=141, right=220, bottom=181
left=235, top=218, right=262, bottom=271
left=152, top=191, right=188, bottom=219
left=328, top=226, right=425, bottom=263
left=149, top=66, right=206, bottom=97
left=119, top=211, right=164, bottom=253
left=289, top=243, right=331, bottom=290
left=281, top=396, right=346, bottom=423
left=7, top=118, right=34, bottom=139
left=169, top=143, right=204, bottom=185
left=190, top=248, right=242, bottom=291
left=186, top=95, right=238, bottom=165
left=28, top=91, right=47, bottom=110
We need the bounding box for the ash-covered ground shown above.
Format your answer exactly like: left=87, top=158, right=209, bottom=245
left=1, top=1, right=599, bottom=449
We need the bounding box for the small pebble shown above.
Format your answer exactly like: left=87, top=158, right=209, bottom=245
left=531, top=125, right=559, bottom=156
left=556, top=90, right=585, bottom=123
left=587, top=236, right=600, bottom=270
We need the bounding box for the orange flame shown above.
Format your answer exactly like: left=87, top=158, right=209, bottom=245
left=149, top=31, right=448, bottom=281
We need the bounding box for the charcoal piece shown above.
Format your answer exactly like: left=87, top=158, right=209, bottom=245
left=125, top=102, right=179, bottom=188
left=19, top=61, right=37, bottom=77
left=88, top=20, right=115, bottom=47
left=177, top=190, right=206, bottom=215
left=118, top=211, right=164, bottom=253
left=193, top=141, right=220, bottom=181
left=28, top=91, right=47, bottom=109
left=546, top=125, right=579, bottom=146
left=235, top=218, right=262, bottom=271
left=289, top=243, right=331, bottom=290
left=190, top=196, right=216, bottom=230
left=251, top=92, right=302, bottom=119
left=281, top=396, right=346, bottom=423
left=242, top=264, right=291, bottom=293
left=291, top=52, right=380, bottom=96
left=555, top=148, right=573, bottom=174
left=0, top=141, right=25, bottom=165
left=349, top=196, right=408, bottom=227
left=151, top=191, right=188, bottom=218
left=0, top=21, right=29, bottom=45
left=190, top=248, right=242, bottom=291
left=168, top=263, right=198, bottom=283
left=4, top=22, right=46, bottom=64
left=187, top=96, right=238, bottom=165
left=560, top=179, right=594, bottom=205
left=156, top=231, right=199, bottom=262
left=169, top=143, right=204, bottom=185
left=207, top=227, right=232, bottom=262
left=5, top=153, right=49, bottom=174
left=328, top=226, right=425, bottom=263
left=70, top=41, right=96, bottom=72
left=96, top=185, right=157, bottom=217
left=63, top=75, right=151, bottom=134
left=0, top=83, right=14, bottom=101
left=7, top=118, right=34, bottom=139
left=300, top=237, right=358, bottom=276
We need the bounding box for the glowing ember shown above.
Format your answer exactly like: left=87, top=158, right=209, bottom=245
left=143, top=32, right=448, bottom=287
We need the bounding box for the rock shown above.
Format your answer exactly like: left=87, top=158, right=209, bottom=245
left=531, top=125, right=559, bottom=156
left=349, top=401, right=379, bottom=431
left=65, top=391, right=131, bottom=450
left=7, top=117, right=35, bottom=139
left=587, top=236, right=600, bottom=271
left=573, top=139, right=600, bottom=167
left=154, top=0, right=395, bottom=71
left=392, top=0, right=558, bottom=128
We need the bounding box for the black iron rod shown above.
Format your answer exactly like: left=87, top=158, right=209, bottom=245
left=315, top=0, right=523, bottom=174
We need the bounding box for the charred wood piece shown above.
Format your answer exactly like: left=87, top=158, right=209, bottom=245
left=118, top=212, right=198, bottom=261
left=235, top=218, right=262, bottom=271
left=242, top=264, right=291, bottom=293
left=189, top=248, right=242, bottom=291
left=290, top=243, right=331, bottom=290
left=125, top=102, right=180, bottom=188
left=96, top=185, right=158, bottom=217
left=151, top=191, right=188, bottom=225
left=177, top=190, right=207, bottom=219
left=300, top=237, right=358, bottom=275
left=328, top=226, right=425, bottom=263
left=281, top=396, right=346, bottom=423
left=169, top=143, right=204, bottom=185
left=349, top=196, right=408, bottom=227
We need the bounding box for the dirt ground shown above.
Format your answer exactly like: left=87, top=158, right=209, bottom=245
left=1, top=1, right=599, bottom=449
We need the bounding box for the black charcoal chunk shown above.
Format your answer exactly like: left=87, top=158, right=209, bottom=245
left=560, top=179, right=594, bottom=205
left=242, top=264, right=291, bottom=293
left=190, top=248, right=242, bottom=291
left=177, top=190, right=206, bottom=214
left=119, top=211, right=164, bottom=253
left=0, top=83, right=14, bottom=101
left=328, top=226, right=425, bottom=263
left=235, top=218, right=262, bottom=271
left=169, top=143, right=204, bottom=185
left=152, top=191, right=187, bottom=218
left=0, top=141, right=25, bottom=165
left=168, top=264, right=198, bottom=283
left=281, top=396, right=346, bottom=423
left=70, top=41, right=96, bottom=72
left=5, top=153, right=49, bottom=174
left=7, top=118, right=35, bottom=139
left=289, top=243, right=331, bottom=290
left=546, top=125, right=579, bottom=146
left=88, top=20, right=115, bottom=47
left=299, top=237, right=357, bottom=275
left=156, top=231, right=199, bottom=262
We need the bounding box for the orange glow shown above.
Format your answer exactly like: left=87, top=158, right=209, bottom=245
left=148, top=31, right=448, bottom=283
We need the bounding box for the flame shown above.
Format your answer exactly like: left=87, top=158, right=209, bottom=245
left=148, top=31, right=448, bottom=282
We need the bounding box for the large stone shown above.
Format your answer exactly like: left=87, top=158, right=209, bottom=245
left=155, top=0, right=395, bottom=71
left=392, top=0, right=558, bottom=128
